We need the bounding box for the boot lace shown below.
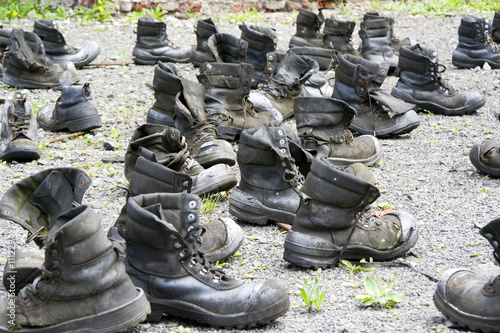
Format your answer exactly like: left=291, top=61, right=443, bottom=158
left=430, top=62, right=455, bottom=94
left=191, top=120, right=217, bottom=144
left=480, top=21, right=500, bottom=53
left=9, top=109, right=30, bottom=139
left=19, top=265, right=58, bottom=306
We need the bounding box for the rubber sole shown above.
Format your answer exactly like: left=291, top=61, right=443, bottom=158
left=0, top=145, right=40, bottom=162
left=2, top=74, right=62, bottom=90
left=349, top=112, right=421, bottom=138
left=452, top=49, right=500, bottom=69
left=38, top=115, right=102, bottom=133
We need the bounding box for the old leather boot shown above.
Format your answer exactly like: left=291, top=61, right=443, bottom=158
left=392, top=44, right=486, bottom=115
left=295, top=97, right=383, bottom=167
left=433, top=217, right=500, bottom=332
left=3, top=247, right=45, bottom=295
left=132, top=15, right=192, bottom=65
left=114, top=155, right=244, bottom=263
left=197, top=62, right=276, bottom=141
left=249, top=50, right=319, bottom=120
left=2, top=29, right=79, bottom=89
left=0, top=93, right=40, bottom=162
left=284, top=157, right=419, bottom=269
left=493, top=11, right=500, bottom=43
left=452, top=16, right=500, bottom=69
left=229, top=123, right=313, bottom=225
left=239, top=24, right=277, bottom=86
left=289, top=9, right=324, bottom=48
left=122, top=193, right=289, bottom=328
left=207, top=32, right=248, bottom=63
left=147, top=62, right=181, bottom=126
left=37, top=83, right=102, bottom=132
left=358, top=16, right=399, bottom=69
left=323, top=17, right=356, bottom=54
left=0, top=205, right=150, bottom=332
left=125, top=124, right=237, bottom=196
left=33, top=19, right=100, bottom=67
left=470, top=137, right=500, bottom=177
left=333, top=54, right=420, bottom=138
left=191, top=18, right=217, bottom=67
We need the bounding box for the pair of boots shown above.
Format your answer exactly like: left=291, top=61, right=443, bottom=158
left=229, top=123, right=418, bottom=268
left=433, top=217, right=500, bottom=332
left=452, top=14, right=500, bottom=69
left=0, top=168, right=290, bottom=330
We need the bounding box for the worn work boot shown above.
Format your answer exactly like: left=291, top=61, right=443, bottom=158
left=284, top=157, right=419, bottom=269
left=207, top=32, right=248, bottom=63
left=197, top=62, right=276, bottom=141
left=147, top=62, right=236, bottom=167
left=33, top=19, right=100, bottom=67
left=249, top=50, right=319, bottom=120
left=452, top=16, right=500, bottom=69
left=358, top=16, right=399, bottom=69
left=115, top=155, right=243, bottom=263
left=433, top=217, right=500, bottom=332
left=191, top=18, right=217, bottom=67
left=323, top=17, right=357, bottom=54
left=469, top=137, right=500, bottom=177
left=392, top=44, right=486, bottom=115
left=295, top=97, right=383, bottom=167
left=132, top=15, right=192, bottom=65
left=0, top=93, right=40, bottom=162
left=125, top=124, right=237, bottom=196
left=37, top=83, right=102, bottom=132
left=2, top=29, right=79, bottom=89
left=122, top=193, right=290, bottom=328
left=493, top=11, right=500, bottom=43
left=229, top=123, right=313, bottom=225
left=289, top=9, right=324, bottom=48
left=239, top=24, right=277, bottom=86
left=0, top=205, right=150, bottom=332
left=333, top=54, right=420, bottom=138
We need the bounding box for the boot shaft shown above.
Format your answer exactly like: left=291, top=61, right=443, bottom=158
left=149, top=62, right=183, bottom=125
left=397, top=44, right=440, bottom=89
left=33, top=19, right=68, bottom=54
left=207, top=32, right=248, bottom=63
left=323, top=18, right=355, bottom=53
left=289, top=46, right=336, bottom=71
left=196, top=18, right=218, bottom=48
left=136, top=15, right=169, bottom=48
left=240, top=24, right=277, bottom=72
left=457, top=16, right=498, bottom=53
left=295, top=9, right=323, bottom=39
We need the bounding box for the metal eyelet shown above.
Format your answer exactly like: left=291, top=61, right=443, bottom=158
left=188, top=213, right=195, bottom=222
left=188, top=200, right=197, bottom=209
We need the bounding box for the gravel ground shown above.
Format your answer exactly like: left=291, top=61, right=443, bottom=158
left=0, top=4, right=499, bottom=333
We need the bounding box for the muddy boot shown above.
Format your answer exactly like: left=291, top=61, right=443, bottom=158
left=0, top=205, right=150, bottom=332
left=229, top=123, right=313, bottom=225
left=33, top=19, right=100, bottom=67
left=358, top=16, right=399, bottom=70
left=132, top=15, right=192, bottom=65
left=0, top=93, right=40, bottom=162
left=125, top=124, right=237, bottom=196
left=207, top=32, right=248, bottom=63
left=284, top=157, right=419, bottom=268
left=191, top=18, right=217, bottom=67
left=433, top=217, right=500, bottom=332
left=323, top=17, right=356, bottom=54
left=493, top=11, right=500, bottom=43
left=249, top=50, right=318, bottom=120
left=114, top=155, right=243, bottom=263
left=239, top=24, right=277, bottom=86
left=295, top=97, right=383, bottom=167
left=3, top=29, right=79, bottom=89
left=289, top=9, right=324, bottom=48
left=197, top=62, right=276, bottom=141
left=392, top=44, right=486, bottom=115
left=122, top=193, right=289, bottom=328
left=147, top=62, right=182, bottom=127
left=37, top=83, right=102, bottom=132
left=333, top=54, right=420, bottom=138
left=469, top=137, right=500, bottom=177
left=452, top=16, right=500, bottom=69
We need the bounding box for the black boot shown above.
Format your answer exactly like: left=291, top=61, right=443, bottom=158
left=229, top=123, right=312, bottom=225
left=323, top=17, right=356, bottom=54
left=0, top=205, right=150, bottom=332
left=452, top=16, right=500, bottom=69
left=37, top=83, right=102, bottom=132
left=289, top=9, right=324, bottom=48
left=3, top=29, right=79, bottom=89
left=207, top=32, right=248, bottom=63
left=492, top=11, right=500, bottom=43
left=122, top=193, right=290, bottom=328
left=333, top=54, right=420, bottom=137
left=392, top=44, right=486, bottom=115
left=191, top=18, right=217, bottom=67
left=358, top=16, right=399, bottom=69
left=132, top=15, right=192, bottom=65
left=0, top=93, right=40, bottom=162
left=295, top=96, right=383, bottom=167
left=433, top=217, right=500, bottom=332
left=146, top=62, right=181, bottom=127
left=284, top=157, right=419, bottom=268
left=239, top=24, right=277, bottom=86
left=33, top=19, right=100, bottom=67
